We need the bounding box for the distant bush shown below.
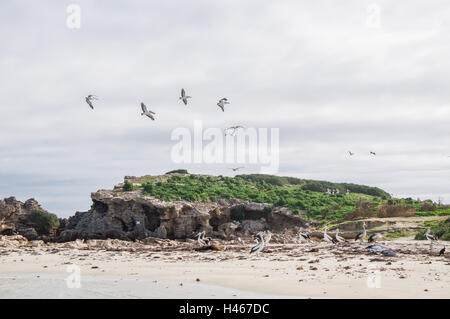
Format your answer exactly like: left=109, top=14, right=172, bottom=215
left=28, top=210, right=60, bottom=235
left=123, top=181, right=134, bottom=191
left=415, top=217, right=450, bottom=241
left=165, top=169, right=189, bottom=175
left=377, top=203, right=415, bottom=218
left=420, top=201, right=437, bottom=212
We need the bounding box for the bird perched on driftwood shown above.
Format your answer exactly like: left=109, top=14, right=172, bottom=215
left=179, top=88, right=191, bottom=105
left=85, top=95, right=98, bottom=109
left=217, top=98, right=230, bottom=112
left=140, top=103, right=156, bottom=120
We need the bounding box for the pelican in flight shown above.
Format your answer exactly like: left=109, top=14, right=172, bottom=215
left=225, top=126, right=245, bottom=136
left=322, top=226, right=334, bottom=243
left=348, top=151, right=354, bottom=156
left=250, top=232, right=265, bottom=253
left=85, top=95, right=98, bottom=109
left=368, top=232, right=383, bottom=243
left=354, top=222, right=367, bottom=241
left=141, top=103, right=156, bottom=120
left=425, top=228, right=438, bottom=241
left=217, top=98, right=230, bottom=112
left=230, top=167, right=244, bottom=172
left=179, top=88, right=191, bottom=105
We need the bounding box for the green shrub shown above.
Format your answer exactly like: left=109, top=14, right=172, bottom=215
left=123, top=181, right=134, bottom=191
left=28, top=210, right=60, bottom=235
left=165, top=169, right=189, bottom=175
left=415, top=217, right=450, bottom=241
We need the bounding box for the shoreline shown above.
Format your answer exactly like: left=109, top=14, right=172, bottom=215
left=0, top=237, right=448, bottom=299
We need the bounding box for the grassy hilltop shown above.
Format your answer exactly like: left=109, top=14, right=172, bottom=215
left=122, top=170, right=450, bottom=225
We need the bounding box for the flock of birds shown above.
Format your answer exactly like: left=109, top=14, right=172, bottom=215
left=85, top=89, right=233, bottom=118
left=85, top=90, right=246, bottom=173
left=194, top=221, right=445, bottom=257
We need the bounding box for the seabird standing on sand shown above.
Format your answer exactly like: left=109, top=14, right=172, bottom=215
left=194, top=231, right=206, bottom=246
left=217, top=98, right=230, bottom=112
left=85, top=95, right=98, bottom=109
left=368, top=233, right=383, bottom=243
left=299, top=231, right=311, bottom=242
left=355, top=222, right=367, bottom=241
left=179, top=88, right=191, bottom=105
left=322, top=226, right=334, bottom=243
left=439, top=246, right=446, bottom=256
left=140, top=103, right=156, bottom=120
left=250, top=232, right=265, bottom=253
left=334, top=228, right=346, bottom=243
left=425, top=228, right=438, bottom=241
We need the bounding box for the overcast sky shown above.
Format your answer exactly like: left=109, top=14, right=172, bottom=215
left=1, top=0, right=450, bottom=217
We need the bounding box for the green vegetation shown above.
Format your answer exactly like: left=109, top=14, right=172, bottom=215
left=415, top=217, right=450, bottom=241
left=385, top=232, right=409, bottom=239
left=415, top=208, right=450, bottom=217
left=127, top=172, right=448, bottom=225
left=165, top=169, right=189, bottom=175
left=123, top=181, right=134, bottom=192
left=28, top=210, right=60, bottom=235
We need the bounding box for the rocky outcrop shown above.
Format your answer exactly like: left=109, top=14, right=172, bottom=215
left=58, top=189, right=311, bottom=242
left=0, top=197, right=61, bottom=240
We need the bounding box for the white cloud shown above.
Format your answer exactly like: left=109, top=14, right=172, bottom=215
left=1, top=0, right=450, bottom=216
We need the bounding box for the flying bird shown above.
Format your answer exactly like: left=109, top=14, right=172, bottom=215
left=225, top=126, right=245, bottom=136
left=217, top=98, right=230, bottom=112
left=179, top=88, right=191, bottom=105
left=85, top=95, right=98, bottom=109
left=348, top=151, right=354, bottom=156
left=140, top=103, right=156, bottom=120
left=230, top=167, right=244, bottom=172
left=370, top=151, right=377, bottom=156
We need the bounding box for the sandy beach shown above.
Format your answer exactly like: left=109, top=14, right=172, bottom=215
left=0, top=237, right=448, bottom=299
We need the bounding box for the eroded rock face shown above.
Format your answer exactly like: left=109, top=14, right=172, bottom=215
left=0, top=197, right=60, bottom=240
left=58, top=189, right=310, bottom=241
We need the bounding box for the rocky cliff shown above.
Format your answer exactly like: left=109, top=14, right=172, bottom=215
left=58, top=189, right=311, bottom=241
left=0, top=197, right=61, bottom=240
